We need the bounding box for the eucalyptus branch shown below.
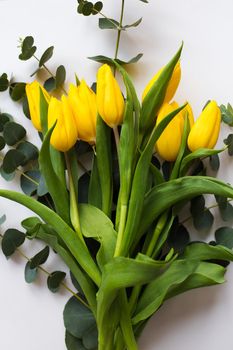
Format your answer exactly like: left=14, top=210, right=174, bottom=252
left=180, top=198, right=233, bottom=225
left=0, top=232, right=89, bottom=309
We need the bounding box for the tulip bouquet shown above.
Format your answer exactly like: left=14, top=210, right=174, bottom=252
left=1, top=1, right=233, bottom=349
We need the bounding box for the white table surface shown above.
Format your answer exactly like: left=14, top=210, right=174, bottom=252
left=1, top=0, right=233, bottom=349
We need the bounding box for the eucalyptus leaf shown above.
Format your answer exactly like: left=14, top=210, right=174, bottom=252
left=0, top=166, right=15, bottom=181
left=0, top=113, right=12, bottom=131
left=16, top=141, right=39, bottom=164
left=0, top=136, right=5, bottom=150
left=55, top=65, right=66, bottom=88
left=47, top=271, right=66, bottom=293
left=88, top=54, right=143, bottom=66
left=65, top=332, right=86, bottom=350
left=20, top=170, right=40, bottom=196
left=99, top=18, right=119, bottom=30
left=44, top=77, right=56, bottom=92
left=2, top=150, right=26, bottom=174
left=1, top=228, right=25, bottom=258
left=29, top=245, right=50, bottom=269
left=0, top=75, right=9, bottom=91
left=123, top=18, right=142, bottom=29
left=215, top=227, right=233, bottom=249
left=9, top=83, right=26, bottom=101
left=39, top=46, right=54, bottom=67
left=24, top=261, right=38, bottom=283
left=3, top=121, right=26, bottom=146
left=63, top=296, right=97, bottom=339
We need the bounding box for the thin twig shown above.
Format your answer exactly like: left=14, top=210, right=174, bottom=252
left=0, top=233, right=90, bottom=309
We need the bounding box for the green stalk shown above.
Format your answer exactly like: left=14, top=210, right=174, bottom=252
left=114, top=0, right=125, bottom=60
left=65, top=152, right=84, bottom=243
left=114, top=204, right=127, bottom=257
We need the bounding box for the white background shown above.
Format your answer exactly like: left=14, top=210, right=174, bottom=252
left=0, top=0, right=233, bottom=349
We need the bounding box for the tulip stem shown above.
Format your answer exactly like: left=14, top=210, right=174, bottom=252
left=114, top=204, right=127, bottom=257
left=114, top=0, right=125, bottom=70
left=113, top=126, right=120, bottom=153
left=65, top=152, right=84, bottom=244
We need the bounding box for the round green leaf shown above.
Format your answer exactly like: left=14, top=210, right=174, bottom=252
left=1, top=228, right=25, bottom=258
left=9, top=83, right=26, bottom=101
left=0, top=136, right=5, bottom=150
left=55, top=65, right=66, bottom=88
left=29, top=246, right=50, bottom=269
left=2, top=150, right=26, bottom=174
left=93, top=1, right=103, bottom=13
left=215, top=227, right=233, bottom=249
left=82, top=325, right=98, bottom=349
left=168, top=222, right=190, bottom=253
left=82, top=2, right=94, bottom=16
left=16, top=141, right=39, bottom=164
left=65, top=332, right=86, bottom=350
left=63, top=296, right=96, bottom=339
left=20, top=170, right=40, bottom=196
left=0, top=113, right=12, bottom=132
left=24, top=261, right=38, bottom=283
left=44, top=77, right=56, bottom=92
left=0, top=76, right=9, bottom=92
left=47, top=271, right=66, bottom=293
left=39, top=46, right=54, bottom=67
left=0, top=165, right=15, bottom=181
left=193, top=209, right=214, bottom=231
left=22, top=96, right=31, bottom=119
left=3, top=121, right=26, bottom=146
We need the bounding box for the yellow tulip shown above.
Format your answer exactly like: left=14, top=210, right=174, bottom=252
left=48, top=96, right=78, bottom=152
left=25, top=81, right=50, bottom=131
left=68, top=80, right=97, bottom=143
left=156, top=101, right=194, bottom=162
left=142, top=62, right=181, bottom=103
left=188, top=100, right=221, bottom=152
left=97, top=64, right=125, bottom=127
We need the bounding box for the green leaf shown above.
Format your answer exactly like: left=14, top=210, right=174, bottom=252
left=215, top=196, right=233, bottom=221
left=99, top=18, right=119, bottom=30
left=93, top=1, right=103, bottom=14
left=1, top=229, right=25, bottom=258
left=141, top=176, right=233, bottom=239
left=29, top=245, right=50, bottom=269
left=215, top=227, right=233, bottom=249
left=2, top=150, right=26, bottom=174
left=47, top=271, right=66, bottom=293
left=123, top=18, right=142, bottom=29
left=220, top=104, right=233, bottom=126
left=65, top=332, right=86, bottom=350
left=22, top=96, right=31, bottom=119
left=0, top=74, right=9, bottom=91
left=168, top=222, right=190, bottom=253
left=190, top=195, right=214, bottom=231
left=39, top=46, right=54, bottom=67
left=20, top=170, right=40, bottom=196
left=63, top=296, right=97, bottom=340
left=224, top=134, right=233, bottom=156
left=37, top=174, right=48, bottom=197
left=44, top=77, right=56, bottom=92
left=180, top=148, right=223, bottom=175
left=55, top=65, right=66, bottom=88
left=0, top=113, right=12, bottom=132
left=24, top=261, right=38, bottom=283
left=0, top=166, right=15, bottom=181
left=132, top=259, right=225, bottom=325
left=88, top=155, right=102, bottom=210
left=82, top=2, right=94, bottom=16
left=182, top=241, right=233, bottom=261
left=88, top=53, right=143, bottom=66
left=9, top=83, right=26, bottom=101
left=79, top=204, right=117, bottom=268
left=3, top=121, right=26, bottom=146
left=16, top=141, right=39, bottom=164
left=0, top=136, right=5, bottom=150
left=19, top=36, right=37, bottom=60
left=209, top=154, right=220, bottom=171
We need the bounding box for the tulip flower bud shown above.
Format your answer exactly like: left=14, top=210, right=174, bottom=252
left=48, top=96, right=78, bottom=152
left=68, top=80, right=97, bottom=143
left=97, top=64, right=125, bottom=127
left=25, top=81, right=50, bottom=131
left=156, top=101, right=194, bottom=162
left=142, top=62, right=181, bottom=104
left=187, top=101, right=221, bottom=152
